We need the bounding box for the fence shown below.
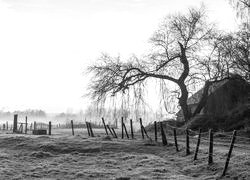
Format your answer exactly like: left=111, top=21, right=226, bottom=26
left=0, top=114, right=52, bottom=135
left=1, top=115, right=250, bottom=177
left=83, top=117, right=250, bottom=177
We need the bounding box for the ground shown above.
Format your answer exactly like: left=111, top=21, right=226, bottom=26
left=0, top=129, right=249, bottom=180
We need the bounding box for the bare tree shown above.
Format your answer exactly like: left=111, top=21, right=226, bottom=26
left=88, top=7, right=230, bottom=122
left=229, top=0, right=250, bottom=28
left=233, top=30, right=250, bottom=79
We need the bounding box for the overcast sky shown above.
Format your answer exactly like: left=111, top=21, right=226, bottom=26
left=0, top=0, right=238, bottom=113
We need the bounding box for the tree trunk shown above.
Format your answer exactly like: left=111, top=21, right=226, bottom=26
left=177, top=42, right=192, bottom=122
left=178, top=82, right=192, bottom=122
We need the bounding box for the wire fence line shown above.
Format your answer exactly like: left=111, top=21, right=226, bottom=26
left=1, top=115, right=249, bottom=177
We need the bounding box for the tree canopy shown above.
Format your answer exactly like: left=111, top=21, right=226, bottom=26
left=87, top=7, right=240, bottom=122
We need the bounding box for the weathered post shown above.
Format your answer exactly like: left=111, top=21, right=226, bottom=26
left=123, top=122, right=129, bottom=139
left=130, top=119, right=134, bottom=139
left=89, top=122, right=94, bottom=137
left=106, top=125, right=114, bottom=137
left=34, top=121, right=37, bottom=131
left=154, top=121, right=157, bottom=142
left=186, top=129, right=190, bottom=155
left=111, top=128, right=118, bottom=138
left=173, top=128, right=179, bottom=152
left=208, top=129, right=213, bottom=164
left=102, top=117, right=108, bottom=135
left=142, top=126, right=149, bottom=139
left=13, top=114, right=18, bottom=133
left=48, top=121, right=51, bottom=135
left=3, top=124, right=5, bottom=130
left=194, top=129, right=201, bottom=161
left=71, top=120, right=74, bottom=136
left=86, top=122, right=90, bottom=136
left=20, top=124, right=23, bottom=133
left=121, top=117, right=124, bottom=139
left=6, top=121, right=8, bottom=130
left=139, top=118, right=144, bottom=139
left=25, top=116, right=28, bottom=134
left=160, top=122, right=168, bottom=145
left=222, top=130, right=237, bottom=177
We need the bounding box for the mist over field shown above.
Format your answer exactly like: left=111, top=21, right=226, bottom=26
left=0, top=0, right=249, bottom=179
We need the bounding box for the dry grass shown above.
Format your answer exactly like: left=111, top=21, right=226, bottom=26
left=0, top=129, right=249, bottom=180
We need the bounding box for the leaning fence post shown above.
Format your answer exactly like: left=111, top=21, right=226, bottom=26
left=208, top=129, right=214, bottom=164
left=106, top=125, right=114, bottom=137
left=111, top=128, right=118, bottom=138
left=71, top=120, right=74, bottom=136
left=89, top=122, right=94, bottom=137
left=194, top=129, right=201, bottom=160
left=142, top=126, right=150, bottom=139
left=173, top=128, right=179, bottom=152
left=86, top=122, right=90, bottom=136
left=102, top=117, right=108, bottom=135
left=160, top=122, right=168, bottom=146
left=139, top=118, right=144, bottom=139
left=13, top=114, right=18, bottom=133
left=123, top=122, right=129, bottom=139
left=222, top=130, right=237, bottom=177
left=154, top=121, right=157, bottom=142
left=186, top=129, right=190, bottom=155
left=48, top=121, right=51, bottom=135
left=130, top=119, right=134, bottom=139
left=121, top=117, right=124, bottom=139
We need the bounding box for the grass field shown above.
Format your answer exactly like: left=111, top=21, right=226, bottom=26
left=0, top=128, right=249, bottom=180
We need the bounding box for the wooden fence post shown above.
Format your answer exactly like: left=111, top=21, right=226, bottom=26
left=106, top=125, right=114, bottom=137
left=130, top=119, right=134, bottom=139
left=102, top=117, right=108, bottom=135
left=160, top=122, right=168, bottom=146
left=186, top=129, right=190, bottom=155
left=89, top=122, right=94, bottom=137
left=25, top=116, right=27, bottom=134
left=13, top=114, right=18, bottom=133
left=142, top=126, right=150, bottom=139
left=173, top=128, right=179, bottom=152
left=222, top=130, right=237, bottom=177
left=6, top=121, right=8, bottom=130
left=48, top=121, right=51, bottom=135
left=208, top=129, right=213, bottom=164
left=34, top=121, right=37, bottom=131
left=111, top=128, right=118, bottom=138
left=139, top=118, right=144, bottom=139
left=71, top=120, right=74, bottom=136
left=194, top=129, right=201, bottom=160
left=123, top=122, right=129, bottom=139
left=154, top=121, right=157, bottom=142
left=121, top=117, right=124, bottom=139
left=86, top=122, right=90, bottom=136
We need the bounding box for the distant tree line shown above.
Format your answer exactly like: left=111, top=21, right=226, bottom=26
left=0, top=109, right=47, bottom=118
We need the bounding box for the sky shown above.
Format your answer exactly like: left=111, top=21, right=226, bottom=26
left=0, top=0, right=239, bottom=113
